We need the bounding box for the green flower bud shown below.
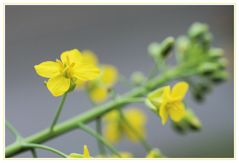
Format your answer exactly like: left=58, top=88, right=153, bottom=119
left=184, top=110, right=202, bottom=130
left=148, top=37, right=175, bottom=60
left=188, top=22, right=208, bottom=40
left=198, top=62, right=218, bottom=75
left=209, top=48, right=224, bottom=59
left=176, top=36, right=190, bottom=54
left=148, top=42, right=161, bottom=58
left=130, top=71, right=146, bottom=86
left=210, top=71, right=228, bottom=83
left=159, top=37, right=175, bottom=58
left=217, top=58, right=228, bottom=69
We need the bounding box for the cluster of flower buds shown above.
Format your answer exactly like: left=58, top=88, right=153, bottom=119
left=176, top=22, right=229, bottom=102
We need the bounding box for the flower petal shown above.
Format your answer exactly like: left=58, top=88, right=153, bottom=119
left=34, top=61, right=63, bottom=78
left=72, top=63, right=100, bottom=81
left=104, top=122, right=121, bottom=143
left=83, top=145, right=90, bottom=158
left=46, top=75, right=70, bottom=96
left=159, top=101, right=169, bottom=125
left=101, top=65, right=118, bottom=87
left=60, top=49, right=82, bottom=65
left=169, top=102, right=186, bottom=122
left=89, top=87, right=108, bottom=103
left=147, top=86, right=170, bottom=107
left=81, top=50, right=98, bottom=65
left=171, top=81, right=189, bottom=100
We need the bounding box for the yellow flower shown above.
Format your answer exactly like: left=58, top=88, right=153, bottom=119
left=34, top=49, right=100, bottom=96
left=103, top=108, right=146, bottom=143
left=68, top=145, right=91, bottom=158
left=145, top=148, right=162, bottom=158
left=146, top=81, right=189, bottom=125
left=89, top=64, right=118, bottom=103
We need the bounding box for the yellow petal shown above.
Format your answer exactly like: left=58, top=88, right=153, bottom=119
left=103, top=111, right=120, bottom=122
left=60, top=49, right=82, bottom=65
left=118, top=151, right=134, bottom=158
left=104, top=122, right=121, bottom=143
left=46, top=75, right=70, bottom=96
left=171, top=81, right=189, bottom=100
left=89, top=87, right=108, bottom=103
left=101, top=65, right=118, bottom=86
left=34, top=61, right=63, bottom=78
left=71, top=63, right=100, bottom=81
left=159, top=101, right=169, bottom=125
left=74, top=79, right=85, bottom=90
left=123, top=108, right=146, bottom=142
left=169, top=102, right=186, bottom=122
left=83, top=145, right=90, bottom=158
left=81, top=50, right=98, bottom=65
left=146, top=149, right=161, bottom=158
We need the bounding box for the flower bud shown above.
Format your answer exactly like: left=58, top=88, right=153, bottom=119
left=217, top=58, right=228, bottom=69
left=198, top=62, right=218, bottom=75
left=146, top=148, right=162, bottom=158
left=130, top=71, right=146, bottom=86
left=209, top=48, right=224, bottom=59
left=159, top=37, right=175, bottom=58
left=148, top=37, right=175, bottom=60
left=210, top=71, right=228, bottom=83
left=184, top=110, right=202, bottom=130
left=177, top=36, right=190, bottom=54
left=188, top=22, right=208, bottom=40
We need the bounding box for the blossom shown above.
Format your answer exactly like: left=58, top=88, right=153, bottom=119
left=68, top=145, right=91, bottom=158
left=146, top=81, right=189, bottom=125
left=34, top=49, right=100, bottom=96
left=103, top=108, right=146, bottom=143
left=77, top=50, right=118, bottom=103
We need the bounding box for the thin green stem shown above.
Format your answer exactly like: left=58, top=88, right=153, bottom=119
left=118, top=110, right=152, bottom=152
left=78, top=123, right=121, bottom=157
left=5, top=121, right=22, bottom=142
left=30, top=148, right=38, bottom=158
left=95, top=118, right=107, bottom=155
left=85, top=89, right=107, bottom=156
left=22, top=143, right=67, bottom=158
left=50, top=93, right=68, bottom=132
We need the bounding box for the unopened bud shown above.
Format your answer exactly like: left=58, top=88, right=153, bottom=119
left=188, top=22, right=208, bottom=40
left=210, top=71, right=228, bottom=83
left=130, top=71, right=146, bottom=86
left=217, top=58, right=228, bottom=69
left=148, top=42, right=161, bottom=58
left=159, top=37, right=175, bottom=58
left=177, top=36, right=190, bottom=54
left=209, top=48, right=224, bottom=59
left=198, top=62, right=218, bottom=75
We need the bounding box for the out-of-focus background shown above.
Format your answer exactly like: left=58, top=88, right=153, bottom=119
left=5, top=6, right=234, bottom=158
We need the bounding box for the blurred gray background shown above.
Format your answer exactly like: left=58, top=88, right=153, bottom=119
left=5, top=5, right=234, bottom=158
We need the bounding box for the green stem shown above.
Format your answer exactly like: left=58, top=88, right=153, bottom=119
left=22, top=143, right=68, bottom=158
left=6, top=65, right=198, bottom=157
left=50, top=93, right=68, bottom=132
left=118, top=110, right=152, bottom=152
left=78, top=123, right=121, bottom=157
left=6, top=121, right=23, bottom=142
left=95, top=118, right=106, bottom=155
left=30, top=148, right=38, bottom=158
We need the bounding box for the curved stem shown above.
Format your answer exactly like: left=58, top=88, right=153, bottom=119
left=118, top=110, right=152, bottom=152
left=5, top=121, right=22, bottom=142
left=78, top=123, right=121, bottom=157
left=6, top=65, right=198, bottom=157
left=95, top=118, right=106, bottom=155
left=50, top=93, right=68, bottom=132
left=22, top=143, right=68, bottom=158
